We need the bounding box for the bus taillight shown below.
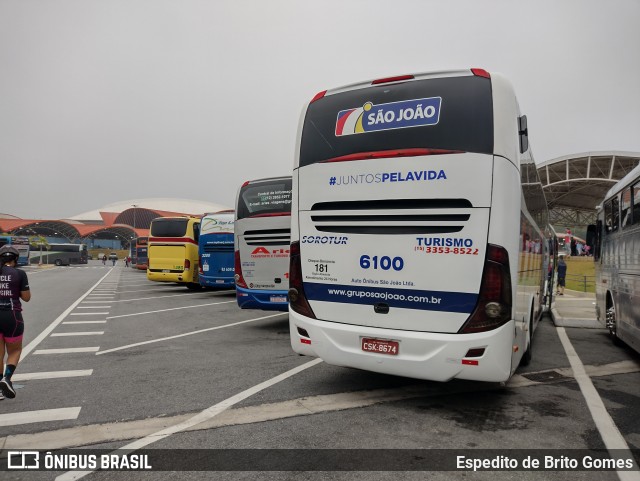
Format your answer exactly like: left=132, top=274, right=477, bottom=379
left=288, top=241, right=316, bottom=319
left=459, top=244, right=512, bottom=334
left=234, top=250, right=248, bottom=288
left=184, top=259, right=190, bottom=271
left=198, top=255, right=203, bottom=274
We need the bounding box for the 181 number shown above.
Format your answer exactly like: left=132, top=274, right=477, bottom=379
left=359, top=255, right=404, bottom=271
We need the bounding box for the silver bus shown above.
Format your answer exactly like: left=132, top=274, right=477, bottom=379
left=594, top=163, right=640, bottom=353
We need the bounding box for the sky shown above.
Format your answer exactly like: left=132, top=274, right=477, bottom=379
left=1, top=0, right=639, bottom=220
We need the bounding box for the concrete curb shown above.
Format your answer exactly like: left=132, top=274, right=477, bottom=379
left=550, top=305, right=604, bottom=329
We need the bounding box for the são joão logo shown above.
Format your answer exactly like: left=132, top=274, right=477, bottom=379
left=335, top=97, right=441, bottom=136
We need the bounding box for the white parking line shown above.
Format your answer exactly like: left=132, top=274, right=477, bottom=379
left=105, top=300, right=235, bottom=319
left=70, top=312, right=109, bottom=316
left=107, top=292, right=216, bottom=303
left=556, top=327, right=640, bottom=480
left=97, top=313, right=287, bottom=355
left=63, top=321, right=107, bottom=325
left=51, top=332, right=104, bottom=337
left=20, top=270, right=114, bottom=361
left=13, top=370, right=93, bottom=381
left=34, top=347, right=100, bottom=355
left=76, top=306, right=111, bottom=309
left=57, top=359, right=322, bottom=480
left=0, top=407, right=82, bottom=427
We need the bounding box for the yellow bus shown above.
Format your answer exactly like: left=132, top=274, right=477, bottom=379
left=147, top=216, right=201, bottom=290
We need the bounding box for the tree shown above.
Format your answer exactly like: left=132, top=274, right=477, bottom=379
left=29, top=235, right=50, bottom=265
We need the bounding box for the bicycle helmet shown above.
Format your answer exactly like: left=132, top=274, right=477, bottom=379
left=0, top=245, right=20, bottom=260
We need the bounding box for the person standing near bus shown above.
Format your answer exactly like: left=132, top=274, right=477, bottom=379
left=556, top=254, right=568, bottom=296
left=564, top=228, right=572, bottom=256
left=0, top=245, right=31, bottom=400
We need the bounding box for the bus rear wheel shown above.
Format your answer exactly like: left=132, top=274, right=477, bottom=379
left=54, top=259, right=62, bottom=266
left=606, top=304, right=622, bottom=346
left=520, top=311, right=533, bottom=366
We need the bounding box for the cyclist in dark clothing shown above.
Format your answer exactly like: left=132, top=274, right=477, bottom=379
left=0, top=245, right=31, bottom=399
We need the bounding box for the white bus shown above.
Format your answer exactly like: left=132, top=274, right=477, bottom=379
left=594, top=163, right=640, bottom=353
left=289, top=69, right=552, bottom=382
left=234, top=176, right=292, bottom=311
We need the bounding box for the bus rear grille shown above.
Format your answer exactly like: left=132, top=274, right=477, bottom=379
left=310, top=199, right=471, bottom=235
left=245, top=237, right=291, bottom=246
left=204, top=245, right=234, bottom=253
left=244, top=228, right=291, bottom=246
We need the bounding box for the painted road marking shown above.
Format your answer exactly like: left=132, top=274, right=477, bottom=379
left=76, top=306, right=112, bottom=309
left=34, top=347, right=101, bottom=355
left=105, top=300, right=235, bottom=320
left=0, top=408, right=82, bottom=428
left=556, top=326, right=640, bottom=481
left=97, top=313, right=287, bottom=355
left=13, top=370, right=93, bottom=381
left=56, top=360, right=323, bottom=481
left=63, top=321, right=107, bottom=325
left=51, top=332, right=104, bottom=337
left=70, top=312, right=109, bottom=316
left=86, top=292, right=228, bottom=303
left=20, top=270, right=113, bottom=361
left=5, top=359, right=639, bottom=451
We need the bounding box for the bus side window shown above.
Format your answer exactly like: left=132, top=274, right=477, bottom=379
left=593, top=221, right=602, bottom=261
left=633, top=181, right=640, bottom=225
left=605, top=198, right=619, bottom=233
left=621, top=187, right=632, bottom=229
left=193, top=222, right=200, bottom=242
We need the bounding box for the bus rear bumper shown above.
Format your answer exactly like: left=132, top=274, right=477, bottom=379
left=199, top=276, right=234, bottom=288
left=147, top=271, right=190, bottom=283
left=289, top=310, right=515, bottom=382
left=236, top=286, right=289, bottom=311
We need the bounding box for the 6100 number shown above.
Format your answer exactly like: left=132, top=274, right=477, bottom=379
left=359, top=255, right=404, bottom=271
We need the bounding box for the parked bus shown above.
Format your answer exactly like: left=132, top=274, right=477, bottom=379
left=289, top=69, right=551, bottom=382
left=234, top=176, right=292, bottom=310
left=134, top=236, right=149, bottom=270
left=0, top=236, right=30, bottom=266
left=594, top=163, right=640, bottom=353
left=147, top=217, right=201, bottom=289
left=29, top=243, right=88, bottom=266
left=199, top=211, right=235, bottom=288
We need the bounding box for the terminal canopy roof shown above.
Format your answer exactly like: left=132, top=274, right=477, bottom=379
left=537, top=151, right=640, bottom=227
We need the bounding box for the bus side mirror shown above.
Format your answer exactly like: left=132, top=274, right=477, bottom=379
left=518, top=115, right=528, bottom=153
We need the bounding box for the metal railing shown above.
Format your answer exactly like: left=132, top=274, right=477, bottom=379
left=563, top=273, right=596, bottom=293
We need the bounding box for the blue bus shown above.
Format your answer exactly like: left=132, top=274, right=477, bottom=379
left=0, top=236, right=30, bottom=266
left=198, top=211, right=235, bottom=288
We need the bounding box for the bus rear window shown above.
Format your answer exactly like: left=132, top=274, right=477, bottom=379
left=300, top=75, right=493, bottom=166
left=151, top=219, right=188, bottom=237
left=237, top=179, right=292, bottom=220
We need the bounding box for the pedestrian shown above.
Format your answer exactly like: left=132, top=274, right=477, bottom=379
left=0, top=245, right=31, bottom=400
left=564, top=228, right=572, bottom=256
left=111, top=256, right=116, bottom=267
left=125, top=256, right=129, bottom=268
left=102, top=254, right=107, bottom=265
left=556, top=254, right=567, bottom=296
